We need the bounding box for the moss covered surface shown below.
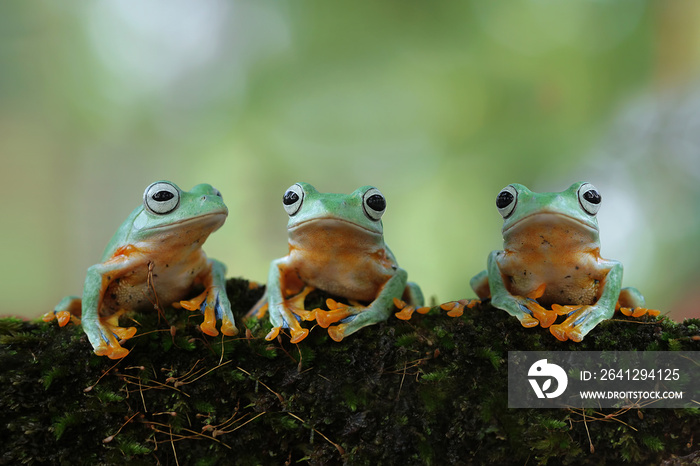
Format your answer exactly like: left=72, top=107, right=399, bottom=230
left=1, top=278, right=699, bottom=465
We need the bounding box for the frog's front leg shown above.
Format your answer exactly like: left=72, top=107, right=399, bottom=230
left=322, top=269, right=417, bottom=342
left=487, top=251, right=551, bottom=328
left=550, top=261, right=622, bottom=342
left=81, top=262, right=136, bottom=359
left=180, top=259, right=238, bottom=338
left=43, top=296, right=82, bottom=327
left=263, top=258, right=312, bottom=344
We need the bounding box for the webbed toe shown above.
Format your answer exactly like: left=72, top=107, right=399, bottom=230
left=265, top=326, right=281, bottom=341
left=316, top=299, right=352, bottom=327
left=393, top=298, right=416, bottom=321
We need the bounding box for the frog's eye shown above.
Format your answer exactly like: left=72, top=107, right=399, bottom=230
left=496, top=185, right=518, bottom=218
left=362, top=187, right=386, bottom=221
left=283, top=183, right=304, bottom=216
left=577, top=183, right=601, bottom=216
left=144, top=181, right=180, bottom=215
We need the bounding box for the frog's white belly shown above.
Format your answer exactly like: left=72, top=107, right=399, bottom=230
left=500, top=253, right=603, bottom=306
left=286, top=219, right=396, bottom=302
left=99, top=253, right=209, bottom=317
left=497, top=217, right=608, bottom=306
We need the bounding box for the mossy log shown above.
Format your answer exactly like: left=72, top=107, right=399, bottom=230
left=1, top=278, right=699, bottom=465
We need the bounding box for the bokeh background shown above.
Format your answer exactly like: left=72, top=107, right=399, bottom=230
left=1, top=1, right=699, bottom=321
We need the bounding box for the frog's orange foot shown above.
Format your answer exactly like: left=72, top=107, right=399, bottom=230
left=549, top=322, right=584, bottom=342
left=327, top=324, right=348, bottom=342
left=440, top=299, right=478, bottom=318
left=199, top=303, right=220, bottom=337
left=43, top=310, right=77, bottom=327
left=534, top=309, right=558, bottom=328
left=518, top=315, right=540, bottom=328
left=548, top=306, right=588, bottom=341
left=292, top=308, right=317, bottom=322
left=316, top=299, right=353, bottom=327
left=264, top=325, right=309, bottom=343
left=94, top=341, right=130, bottom=360
left=517, top=300, right=556, bottom=328
left=180, top=291, right=208, bottom=312
left=45, top=297, right=82, bottom=326
left=56, top=311, right=74, bottom=327
left=619, top=307, right=660, bottom=318
left=284, top=286, right=316, bottom=321
left=265, top=326, right=281, bottom=341
left=181, top=289, right=238, bottom=337
left=289, top=327, right=310, bottom=344
left=528, top=306, right=558, bottom=328
left=551, top=304, right=580, bottom=315
left=394, top=298, right=416, bottom=321
left=109, top=325, right=137, bottom=341
left=220, top=317, right=238, bottom=336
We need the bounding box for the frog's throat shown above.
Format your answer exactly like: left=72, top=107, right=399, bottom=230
left=503, top=212, right=598, bottom=238
left=288, top=217, right=382, bottom=236
left=142, top=210, right=227, bottom=232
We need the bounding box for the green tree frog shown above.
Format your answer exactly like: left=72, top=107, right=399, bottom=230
left=44, top=181, right=238, bottom=359
left=249, top=183, right=424, bottom=343
left=444, top=182, right=658, bottom=342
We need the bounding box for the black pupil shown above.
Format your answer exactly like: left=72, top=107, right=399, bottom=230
left=366, top=194, right=386, bottom=212
left=496, top=191, right=514, bottom=209
left=283, top=191, right=299, bottom=205
left=583, top=190, right=601, bottom=204
left=153, top=191, right=174, bottom=202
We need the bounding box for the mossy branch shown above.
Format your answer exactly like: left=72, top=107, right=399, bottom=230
left=1, top=279, right=698, bottom=465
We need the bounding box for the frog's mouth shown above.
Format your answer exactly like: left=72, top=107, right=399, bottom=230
left=503, top=212, right=598, bottom=238
left=289, top=217, right=382, bottom=237
left=144, top=210, right=228, bottom=231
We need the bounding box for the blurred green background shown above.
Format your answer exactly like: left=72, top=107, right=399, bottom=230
left=1, top=1, right=699, bottom=321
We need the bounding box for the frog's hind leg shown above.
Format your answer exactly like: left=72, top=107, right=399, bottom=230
left=617, top=287, right=660, bottom=318
left=43, top=296, right=82, bottom=327
left=435, top=272, right=486, bottom=319
left=326, top=270, right=412, bottom=341
left=394, top=282, right=431, bottom=320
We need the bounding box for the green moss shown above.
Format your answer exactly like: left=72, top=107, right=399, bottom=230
left=0, top=317, right=24, bottom=334
left=42, top=366, right=67, bottom=390
left=115, top=436, right=153, bottom=457
left=52, top=411, right=84, bottom=440
left=420, top=366, right=451, bottom=383
left=0, top=278, right=698, bottom=465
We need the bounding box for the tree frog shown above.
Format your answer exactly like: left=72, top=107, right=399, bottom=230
left=249, top=183, right=424, bottom=343
left=44, top=181, right=238, bottom=359
left=445, top=182, right=658, bottom=342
